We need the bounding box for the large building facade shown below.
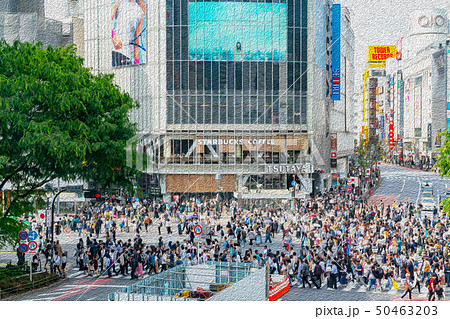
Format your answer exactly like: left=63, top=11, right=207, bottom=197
left=84, top=0, right=352, bottom=199
left=378, top=9, right=449, bottom=164
left=0, top=0, right=73, bottom=48
left=329, top=5, right=355, bottom=179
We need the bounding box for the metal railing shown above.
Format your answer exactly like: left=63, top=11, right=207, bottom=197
left=108, top=261, right=257, bottom=301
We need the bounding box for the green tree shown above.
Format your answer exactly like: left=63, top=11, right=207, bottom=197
left=436, top=131, right=450, bottom=214
left=355, top=143, right=371, bottom=173
left=0, top=40, right=138, bottom=247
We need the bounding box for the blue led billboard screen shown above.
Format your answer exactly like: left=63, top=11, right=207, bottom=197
left=188, top=1, right=287, bottom=62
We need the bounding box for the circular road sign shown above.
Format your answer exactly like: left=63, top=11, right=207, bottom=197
left=194, top=225, right=203, bottom=235
left=347, top=190, right=352, bottom=194
left=28, top=231, right=38, bottom=241
left=28, top=241, right=37, bottom=252
left=291, top=181, right=297, bottom=187
left=39, top=212, right=45, bottom=220
left=18, top=231, right=28, bottom=241
left=193, top=212, right=198, bottom=218
left=19, top=243, right=28, bottom=253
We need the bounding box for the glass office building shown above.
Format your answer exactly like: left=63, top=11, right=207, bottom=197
left=84, top=0, right=333, bottom=199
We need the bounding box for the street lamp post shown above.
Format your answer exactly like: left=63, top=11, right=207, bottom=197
left=45, top=184, right=65, bottom=273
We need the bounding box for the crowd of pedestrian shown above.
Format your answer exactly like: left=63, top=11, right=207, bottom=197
left=23, top=173, right=450, bottom=301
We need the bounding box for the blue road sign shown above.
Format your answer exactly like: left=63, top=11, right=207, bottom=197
left=19, top=243, right=28, bottom=253
left=18, top=231, right=28, bottom=240
left=27, top=231, right=38, bottom=241
left=291, top=181, right=297, bottom=187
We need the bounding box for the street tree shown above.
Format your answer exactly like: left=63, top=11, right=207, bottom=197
left=436, top=131, right=450, bottom=214
left=0, top=40, right=138, bottom=247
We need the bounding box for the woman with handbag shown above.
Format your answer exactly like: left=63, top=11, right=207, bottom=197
left=400, top=276, right=412, bottom=300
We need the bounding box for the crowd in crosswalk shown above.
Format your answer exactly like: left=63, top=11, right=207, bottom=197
left=22, top=172, right=450, bottom=301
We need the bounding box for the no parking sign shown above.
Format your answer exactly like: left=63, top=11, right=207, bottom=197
left=18, top=231, right=28, bottom=241
left=19, top=243, right=28, bottom=253
left=194, top=224, right=203, bottom=235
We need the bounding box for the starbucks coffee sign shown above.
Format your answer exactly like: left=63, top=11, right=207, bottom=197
left=266, top=163, right=312, bottom=174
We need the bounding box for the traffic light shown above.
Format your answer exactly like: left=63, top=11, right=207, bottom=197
left=83, top=190, right=94, bottom=198
left=84, top=190, right=101, bottom=200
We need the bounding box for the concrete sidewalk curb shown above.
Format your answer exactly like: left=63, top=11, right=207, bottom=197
left=363, top=177, right=382, bottom=201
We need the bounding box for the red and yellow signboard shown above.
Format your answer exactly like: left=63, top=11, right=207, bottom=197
left=368, top=46, right=397, bottom=62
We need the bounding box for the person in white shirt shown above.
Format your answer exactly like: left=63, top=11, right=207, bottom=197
left=53, top=254, right=62, bottom=275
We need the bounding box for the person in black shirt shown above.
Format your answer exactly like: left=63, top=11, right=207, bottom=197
left=434, top=282, right=445, bottom=300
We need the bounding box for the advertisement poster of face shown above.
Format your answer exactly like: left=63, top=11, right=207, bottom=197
left=111, top=0, right=147, bottom=67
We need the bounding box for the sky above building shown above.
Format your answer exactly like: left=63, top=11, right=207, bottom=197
left=45, top=0, right=449, bottom=85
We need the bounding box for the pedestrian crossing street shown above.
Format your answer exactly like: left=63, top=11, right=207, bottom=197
left=381, top=175, right=442, bottom=181
left=291, top=280, right=449, bottom=299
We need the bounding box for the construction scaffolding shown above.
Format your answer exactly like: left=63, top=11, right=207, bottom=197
left=108, top=261, right=265, bottom=301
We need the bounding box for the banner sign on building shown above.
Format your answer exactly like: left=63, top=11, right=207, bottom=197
left=331, top=4, right=341, bottom=101
left=368, top=62, right=386, bottom=68
left=414, top=76, right=423, bottom=131
left=367, top=46, right=397, bottom=62
left=330, top=133, right=337, bottom=168
left=389, top=118, right=394, bottom=150
left=427, top=123, right=432, bottom=151
left=396, top=38, right=403, bottom=60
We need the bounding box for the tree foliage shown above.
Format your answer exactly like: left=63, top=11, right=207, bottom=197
left=436, top=131, right=450, bottom=214
left=0, top=40, right=138, bottom=247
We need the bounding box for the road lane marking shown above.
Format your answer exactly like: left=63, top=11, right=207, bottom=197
left=416, top=177, right=421, bottom=206
left=50, top=278, right=114, bottom=301
left=400, top=180, right=406, bottom=193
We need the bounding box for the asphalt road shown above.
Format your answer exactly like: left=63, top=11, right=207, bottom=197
left=369, top=164, right=449, bottom=207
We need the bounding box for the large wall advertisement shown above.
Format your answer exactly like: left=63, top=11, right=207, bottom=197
left=188, top=1, right=287, bottom=62
left=331, top=3, right=341, bottom=101
left=111, top=0, right=147, bottom=67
